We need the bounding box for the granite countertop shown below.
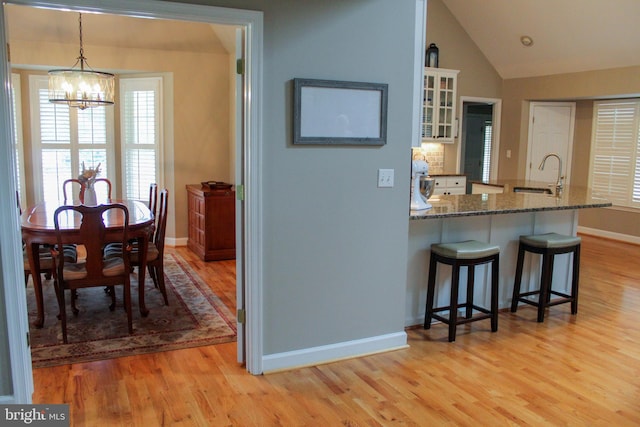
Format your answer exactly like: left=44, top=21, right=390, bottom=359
left=410, top=180, right=612, bottom=220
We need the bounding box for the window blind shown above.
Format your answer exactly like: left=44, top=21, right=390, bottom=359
left=590, top=100, right=640, bottom=208
left=120, top=77, right=161, bottom=201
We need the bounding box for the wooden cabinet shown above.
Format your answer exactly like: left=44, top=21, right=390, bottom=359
left=433, top=176, right=466, bottom=195
left=421, top=67, right=459, bottom=143
left=187, top=184, right=236, bottom=261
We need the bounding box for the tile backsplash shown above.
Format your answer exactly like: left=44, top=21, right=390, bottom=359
left=412, top=144, right=444, bottom=175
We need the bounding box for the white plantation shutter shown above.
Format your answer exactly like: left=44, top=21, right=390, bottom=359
left=589, top=100, right=640, bottom=208
left=37, top=86, right=71, bottom=203
left=29, top=75, right=114, bottom=203
left=120, top=77, right=162, bottom=201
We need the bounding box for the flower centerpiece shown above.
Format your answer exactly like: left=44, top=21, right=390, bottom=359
left=78, top=162, right=101, bottom=188
left=78, top=162, right=101, bottom=205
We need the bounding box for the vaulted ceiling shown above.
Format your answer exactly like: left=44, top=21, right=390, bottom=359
left=442, top=0, right=640, bottom=79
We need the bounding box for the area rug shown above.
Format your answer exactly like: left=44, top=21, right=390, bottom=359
left=28, top=253, right=237, bottom=368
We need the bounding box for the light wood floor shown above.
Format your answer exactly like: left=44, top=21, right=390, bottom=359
left=32, top=235, right=640, bottom=426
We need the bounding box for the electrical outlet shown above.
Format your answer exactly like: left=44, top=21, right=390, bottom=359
left=378, top=169, right=394, bottom=187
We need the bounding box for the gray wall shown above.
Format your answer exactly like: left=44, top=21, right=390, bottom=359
left=161, top=0, right=418, bottom=355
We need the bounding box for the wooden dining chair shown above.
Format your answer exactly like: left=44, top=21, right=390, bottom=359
left=17, top=190, right=77, bottom=285
left=94, top=178, right=113, bottom=200
left=52, top=203, right=133, bottom=343
left=147, top=183, right=158, bottom=241
left=149, top=183, right=158, bottom=219
left=104, top=189, right=169, bottom=305
left=142, top=188, right=169, bottom=305
left=62, top=178, right=86, bottom=203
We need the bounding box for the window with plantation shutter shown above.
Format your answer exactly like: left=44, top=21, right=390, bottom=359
left=29, top=75, right=114, bottom=204
left=589, top=100, right=640, bottom=208
left=120, top=77, right=162, bottom=202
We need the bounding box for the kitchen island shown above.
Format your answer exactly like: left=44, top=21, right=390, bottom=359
left=406, top=184, right=611, bottom=327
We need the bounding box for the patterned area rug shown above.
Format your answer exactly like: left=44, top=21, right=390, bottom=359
left=28, top=253, right=236, bottom=368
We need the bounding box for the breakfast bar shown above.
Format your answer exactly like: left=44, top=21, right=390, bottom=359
left=405, top=183, right=611, bottom=327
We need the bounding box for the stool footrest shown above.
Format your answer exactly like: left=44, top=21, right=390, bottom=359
left=431, top=304, right=493, bottom=326
left=514, top=290, right=574, bottom=307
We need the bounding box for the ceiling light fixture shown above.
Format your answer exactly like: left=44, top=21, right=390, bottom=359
left=48, top=13, right=115, bottom=110
left=520, top=35, right=534, bottom=47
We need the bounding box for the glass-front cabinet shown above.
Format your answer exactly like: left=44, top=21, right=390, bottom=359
left=421, top=67, right=459, bottom=143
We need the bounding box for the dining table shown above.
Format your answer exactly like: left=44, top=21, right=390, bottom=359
left=21, top=199, right=155, bottom=328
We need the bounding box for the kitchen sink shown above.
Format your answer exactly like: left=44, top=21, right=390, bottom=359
left=513, top=186, right=553, bottom=195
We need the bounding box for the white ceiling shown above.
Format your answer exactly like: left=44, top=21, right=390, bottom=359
left=442, top=0, right=640, bottom=79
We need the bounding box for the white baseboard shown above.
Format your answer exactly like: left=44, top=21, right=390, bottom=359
left=262, top=331, right=408, bottom=373
left=577, top=226, right=640, bottom=245
left=166, top=237, right=188, bottom=247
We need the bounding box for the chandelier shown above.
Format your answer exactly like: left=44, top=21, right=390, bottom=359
left=48, top=13, right=115, bottom=110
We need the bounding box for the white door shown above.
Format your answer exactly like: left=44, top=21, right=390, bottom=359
left=526, top=102, right=576, bottom=185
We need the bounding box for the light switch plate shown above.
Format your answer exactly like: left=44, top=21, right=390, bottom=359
left=378, top=169, right=394, bottom=187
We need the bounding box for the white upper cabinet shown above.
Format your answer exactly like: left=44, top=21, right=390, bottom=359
left=421, top=67, right=459, bottom=144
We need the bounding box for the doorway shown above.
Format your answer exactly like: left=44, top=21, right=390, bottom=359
left=0, top=0, right=264, bottom=402
left=459, top=97, right=502, bottom=190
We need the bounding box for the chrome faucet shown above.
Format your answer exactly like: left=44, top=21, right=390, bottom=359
left=538, top=153, right=564, bottom=196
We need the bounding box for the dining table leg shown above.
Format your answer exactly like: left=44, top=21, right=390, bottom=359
left=27, top=242, right=45, bottom=328
left=137, top=235, right=150, bottom=317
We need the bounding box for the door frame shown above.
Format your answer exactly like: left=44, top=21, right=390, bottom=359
left=457, top=96, right=502, bottom=181
left=0, top=0, right=264, bottom=403
left=526, top=101, right=576, bottom=185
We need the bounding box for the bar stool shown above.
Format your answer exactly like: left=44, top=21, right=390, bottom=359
left=424, top=240, right=500, bottom=342
left=511, top=232, right=581, bottom=322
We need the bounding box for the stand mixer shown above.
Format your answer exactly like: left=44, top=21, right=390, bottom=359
left=410, top=159, right=432, bottom=210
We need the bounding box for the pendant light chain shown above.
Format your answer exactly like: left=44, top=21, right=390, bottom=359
left=78, top=13, right=86, bottom=70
